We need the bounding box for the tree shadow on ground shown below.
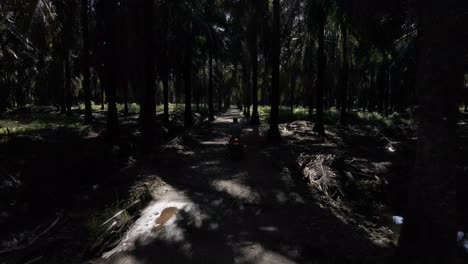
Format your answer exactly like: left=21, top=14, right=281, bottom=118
left=104, top=112, right=393, bottom=264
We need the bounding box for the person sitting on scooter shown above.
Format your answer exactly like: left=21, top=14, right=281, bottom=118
left=229, top=118, right=242, bottom=143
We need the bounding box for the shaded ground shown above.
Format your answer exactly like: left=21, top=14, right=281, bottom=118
left=2, top=107, right=466, bottom=263
left=0, top=105, right=207, bottom=264
left=92, top=109, right=394, bottom=264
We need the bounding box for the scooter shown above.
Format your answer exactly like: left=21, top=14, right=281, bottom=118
left=228, top=136, right=244, bottom=160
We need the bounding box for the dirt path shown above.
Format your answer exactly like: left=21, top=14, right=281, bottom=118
left=93, top=109, right=390, bottom=264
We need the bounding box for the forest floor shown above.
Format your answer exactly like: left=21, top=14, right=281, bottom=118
left=89, top=108, right=401, bottom=264
left=1, top=106, right=467, bottom=263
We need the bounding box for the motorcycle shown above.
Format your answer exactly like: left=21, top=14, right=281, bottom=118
left=228, top=136, right=244, bottom=160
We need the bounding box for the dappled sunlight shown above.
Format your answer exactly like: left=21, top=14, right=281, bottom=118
left=101, top=188, right=202, bottom=260
left=189, top=160, right=222, bottom=170
left=0, top=0, right=463, bottom=259
left=236, top=244, right=298, bottom=264
left=211, top=178, right=260, bottom=204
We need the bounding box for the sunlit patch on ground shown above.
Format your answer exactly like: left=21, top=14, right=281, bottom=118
left=236, top=244, right=297, bottom=264
left=101, top=189, right=196, bottom=259
left=211, top=178, right=260, bottom=203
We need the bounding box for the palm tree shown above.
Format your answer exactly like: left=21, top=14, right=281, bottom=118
left=97, top=0, right=119, bottom=137
left=312, top=1, right=326, bottom=137
left=81, top=0, right=92, bottom=124
left=208, top=47, right=215, bottom=120
left=184, top=19, right=194, bottom=128
left=396, top=1, right=461, bottom=261
left=248, top=5, right=260, bottom=125
left=340, top=22, right=349, bottom=126
left=141, top=0, right=156, bottom=144
left=268, top=0, right=281, bottom=142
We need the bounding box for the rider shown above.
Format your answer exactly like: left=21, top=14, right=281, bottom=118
left=229, top=118, right=242, bottom=143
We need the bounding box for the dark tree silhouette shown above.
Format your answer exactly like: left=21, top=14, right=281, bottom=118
left=141, top=0, right=156, bottom=144
left=313, top=2, right=326, bottom=137
left=268, top=0, right=281, bottom=142
left=81, top=0, right=92, bottom=124
left=396, top=0, right=462, bottom=261
left=208, top=48, right=215, bottom=121
left=184, top=21, right=194, bottom=128
left=340, top=23, right=349, bottom=126
left=248, top=6, right=260, bottom=126
left=64, top=52, right=72, bottom=116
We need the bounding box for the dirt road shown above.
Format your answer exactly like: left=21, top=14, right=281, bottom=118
left=93, top=109, right=390, bottom=264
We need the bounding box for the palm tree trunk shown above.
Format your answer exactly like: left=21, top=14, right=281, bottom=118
left=184, top=24, right=193, bottom=128
left=290, top=73, right=295, bottom=114
left=250, top=27, right=260, bottom=125
left=141, top=0, right=156, bottom=144
left=340, top=23, right=349, bottom=126
left=81, top=0, right=92, bottom=123
left=123, top=79, right=129, bottom=116
left=100, top=67, right=105, bottom=110
left=396, top=1, right=461, bottom=262
left=268, top=0, right=281, bottom=142
left=65, top=52, right=73, bottom=116
left=59, top=58, right=67, bottom=114
left=208, top=48, right=215, bottom=121
left=313, top=6, right=326, bottom=136
left=163, top=72, right=169, bottom=122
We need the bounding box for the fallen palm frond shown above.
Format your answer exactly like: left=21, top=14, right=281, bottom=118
left=298, top=154, right=344, bottom=198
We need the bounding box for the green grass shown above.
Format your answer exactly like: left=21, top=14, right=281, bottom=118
left=257, top=105, right=416, bottom=135
left=0, top=112, right=87, bottom=137
left=85, top=185, right=153, bottom=244
left=258, top=105, right=310, bottom=123
left=0, top=103, right=212, bottom=137
left=77, top=102, right=209, bottom=116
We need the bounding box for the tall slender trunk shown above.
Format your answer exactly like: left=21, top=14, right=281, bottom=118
left=102, top=2, right=119, bottom=137
left=163, top=73, right=169, bottom=121
left=290, top=73, right=295, bottom=114
left=141, top=0, right=156, bottom=145
left=250, top=25, right=260, bottom=125
left=217, top=62, right=223, bottom=111
left=242, top=63, right=248, bottom=116
left=368, top=64, right=375, bottom=112
left=465, top=89, right=468, bottom=112
left=313, top=6, right=326, bottom=136
left=396, top=1, right=461, bottom=262
left=65, top=52, right=73, bottom=116
left=100, top=67, right=105, bottom=110
left=123, top=79, right=129, bottom=115
left=196, top=79, right=200, bottom=112
left=162, top=1, right=169, bottom=122
left=340, top=23, right=349, bottom=126
left=268, top=0, right=280, bottom=141
left=208, top=48, right=215, bottom=121
left=82, top=0, right=92, bottom=123
left=59, top=58, right=67, bottom=114
left=184, top=24, right=193, bottom=128
left=203, top=59, right=208, bottom=108
left=246, top=65, right=251, bottom=118
left=348, top=64, right=354, bottom=112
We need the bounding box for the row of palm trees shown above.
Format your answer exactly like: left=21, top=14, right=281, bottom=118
left=0, top=1, right=464, bottom=260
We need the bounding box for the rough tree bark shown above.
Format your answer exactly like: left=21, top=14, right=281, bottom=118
left=249, top=17, right=260, bottom=125
left=64, top=52, right=73, bottom=116
left=81, top=0, right=92, bottom=123
left=396, top=0, right=462, bottom=262
left=208, top=48, right=215, bottom=121
left=290, top=73, right=296, bottom=114
left=141, top=0, right=157, bottom=146
left=313, top=5, right=326, bottom=137
left=267, top=0, right=281, bottom=142
left=340, top=23, right=348, bottom=126
left=184, top=22, right=194, bottom=128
